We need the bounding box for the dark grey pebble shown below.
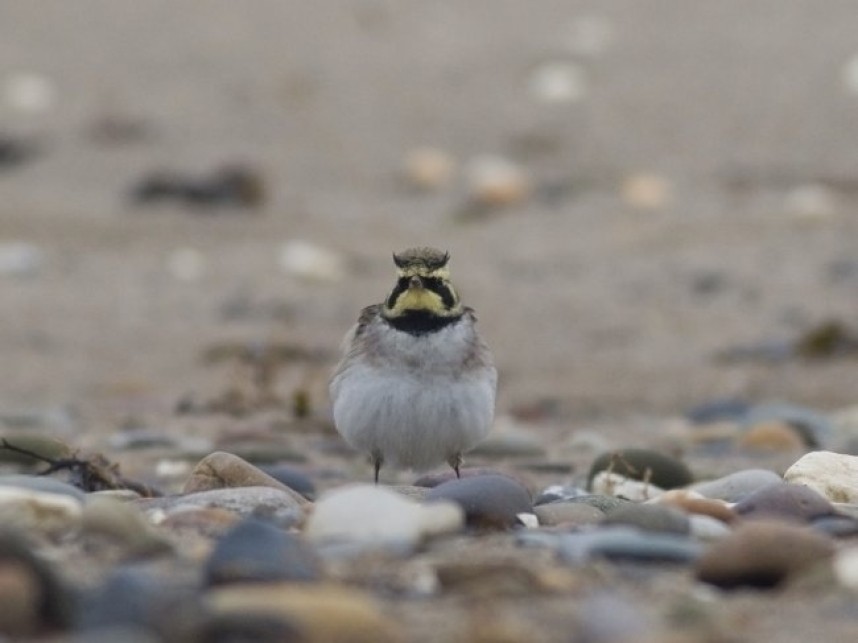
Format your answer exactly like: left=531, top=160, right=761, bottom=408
left=77, top=567, right=201, bottom=637
left=0, top=530, right=73, bottom=637
left=587, top=448, right=693, bottom=491
left=204, top=518, right=322, bottom=586
left=743, top=403, right=833, bottom=448
left=425, top=474, right=532, bottom=529
left=0, top=474, right=86, bottom=501
left=811, top=514, right=858, bottom=538
left=413, top=468, right=519, bottom=488
left=685, top=398, right=751, bottom=424
left=518, top=527, right=702, bottom=564
left=258, top=464, right=316, bottom=500
left=733, top=482, right=835, bottom=522
left=603, top=503, right=691, bottom=535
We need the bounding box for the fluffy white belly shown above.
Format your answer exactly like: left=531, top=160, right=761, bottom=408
left=331, top=363, right=495, bottom=470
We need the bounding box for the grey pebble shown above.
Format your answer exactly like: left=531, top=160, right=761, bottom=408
left=734, top=482, right=835, bottom=522
left=534, top=501, right=605, bottom=527
left=534, top=483, right=589, bottom=505
left=566, top=494, right=633, bottom=513
left=425, top=474, right=532, bottom=529
left=603, top=503, right=691, bottom=535
left=204, top=518, right=322, bottom=586
left=137, top=487, right=305, bottom=527
left=519, top=527, right=702, bottom=564
left=691, top=469, right=783, bottom=502
left=811, top=514, right=858, bottom=538
left=0, top=474, right=85, bottom=501
left=258, top=464, right=316, bottom=500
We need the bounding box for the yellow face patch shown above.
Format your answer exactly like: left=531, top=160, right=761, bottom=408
left=387, top=285, right=446, bottom=316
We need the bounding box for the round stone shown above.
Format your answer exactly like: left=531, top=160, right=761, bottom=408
left=603, top=503, right=690, bottom=535
left=183, top=452, right=307, bottom=505
left=784, top=451, right=858, bottom=503
left=425, top=474, right=533, bottom=530
left=534, top=502, right=605, bottom=527
left=733, top=482, right=835, bottom=523
left=691, top=469, right=783, bottom=502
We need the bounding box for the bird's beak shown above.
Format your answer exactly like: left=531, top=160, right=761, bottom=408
left=409, top=276, right=423, bottom=289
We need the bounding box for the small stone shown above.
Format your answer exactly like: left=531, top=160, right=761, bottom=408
left=784, top=451, right=858, bottom=503
left=733, top=482, right=835, bottom=523
left=306, top=485, right=463, bottom=549
left=0, top=433, right=72, bottom=465
left=413, top=468, right=520, bottom=488
left=81, top=496, right=172, bottom=556
left=0, top=242, right=45, bottom=278
left=425, top=474, right=532, bottom=530
left=138, top=487, right=305, bottom=528
left=688, top=514, right=733, bottom=541
left=0, top=531, right=72, bottom=636
left=739, top=420, right=806, bottom=452
left=277, top=240, right=344, bottom=282
left=3, top=71, right=56, bottom=113
left=258, top=464, right=316, bottom=500
left=590, top=472, right=665, bottom=501
left=534, top=502, right=605, bottom=527
left=695, top=520, right=835, bottom=589
left=528, top=61, right=588, bottom=104
left=0, top=486, right=83, bottom=536
left=603, top=503, right=690, bottom=535
left=183, top=452, right=308, bottom=505
left=403, top=147, right=455, bottom=190
left=785, top=184, right=839, bottom=221
left=621, top=173, right=674, bottom=210
left=833, top=546, right=858, bottom=590
left=0, top=474, right=85, bottom=501
left=204, top=518, right=322, bottom=586
left=566, top=494, right=633, bottom=513
left=691, top=469, right=783, bottom=502
left=651, top=490, right=736, bottom=524
left=166, top=247, right=207, bottom=282
left=465, top=155, right=531, bottom=207
left=534, top=527, right=702, bottom=564
left=588, top=448, right=693, bottom=490
left=811, top=514, right=858, bottom=538
left=205, top=583, right=404, bottom=643
left=743, top=403, right=833, bottom=449
left=534, top=483, right=589, bottom=505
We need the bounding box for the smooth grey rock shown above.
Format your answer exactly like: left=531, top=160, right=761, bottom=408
left=811, top=515, right=858, bottom=538
left=425, top=474, right=532, bottom=529
left=520, top=527, right=702, bottom=564
left=603, top=503, right=690, bottom=535
left=689, top=514, right=733, bottom=541
left=204, top=518, right=322, bottom=586
left=691, top=469, right=783, bottom=502
left=258, top=464, right=316, bottom=500
left=734, top=482, right=835, bottom=522
left=81, top=496, right=172, bottom=556
left=534, top=502, right=605, bottom=527
left=0, top=475, right=85, bottom=501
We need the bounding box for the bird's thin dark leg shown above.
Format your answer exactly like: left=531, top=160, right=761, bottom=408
left=448, top=453, right=462, bottom=478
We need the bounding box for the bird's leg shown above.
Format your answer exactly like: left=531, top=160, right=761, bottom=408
left=447, top=453, right=462, bottom=478
left=371, top=450, right=384, bottom=484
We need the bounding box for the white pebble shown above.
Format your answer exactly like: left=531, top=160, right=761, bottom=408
left=784, top=451, right=858, bottom=503
left=403, top=147, right=455, bottom=190
left=0, top=241, right=44, bottom=277
left=784, top=184, right=838, bottom=221
left=4, top=71, right=56, bottom=113
left=834, top=546, right=858, bottom=590
left=465, top=155, right=531, bottom=206
left=591, top=471, right=665, bottom=501
left=529, top=61, right=588, bottom=104
left=278, top=240, right=344, bottom=282
left=155, top=459, right=193, bottom=479
left=167, top=247, right=207, bottom=282
left=621, top=173, right=674, bottom=210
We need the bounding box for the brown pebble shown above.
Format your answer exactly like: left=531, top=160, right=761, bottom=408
left=739, top=421, right=806, bottom=453
left=695, top=520, right=835, bottom=589
left=654, top=490, right=737, bottom=524
left=184, top=451, right=307, bottom=504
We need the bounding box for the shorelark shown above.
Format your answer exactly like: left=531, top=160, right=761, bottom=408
left=330, top=247, right=497, bottom=482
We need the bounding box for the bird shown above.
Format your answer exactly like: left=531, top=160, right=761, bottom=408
left=329, top=247, right=497, bottom=483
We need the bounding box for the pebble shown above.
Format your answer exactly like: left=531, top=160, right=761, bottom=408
left=521, top=527, right=702, bottom=564
left=739, top=420, right=807, bottom=452
left=534, top=502, right=605, bottom=527
left=403, top=147, right=455, bottom=190
left=651, top=489, right=736, bottom=524
left=566, top=494, right=632, bottom=513
left=689, top=514, right=733, bottom=541
left=277, top=240, right=345, bottom=282
left=0, top=241, right=45, bottom=278
left=587, top=448, right=693, bottom=490
left=81, top=496, right=172, bottom=556
left=695, top=520, right=835, bottom=589
left=464, top=155, right=531, bottom=207
left=691, top=468, right=783, bottom=502
left=590, top=472, right=665, bottom=501
left=785, top=183, right=839, bottom=221
left=205, top=583, right=404, bottom=643
left=733, top=482, right=836, bottom=522
left=413, top=468, right=521, bottom=489
left=534, top=483, right=589, bottom=505
left=3, top=71, right=56, bottom=113
left=306, top=485, right=463, bottom=550
left=0, top=485, right=83, bottom=536
left=811, top=514, right=858, bottom=538
left=182, top=451, right=308, bottom=505
left=0, top=474, right=85, bottom=501
left=138, top=487, right=305, bottom=528
left=258, top=464, right=316, bottom=500
left=204, top=518, right=322, bottom=586
left=0, top=432, right=72, bottom=465
left=833, top=546, right=858, bottom=590
left=742, top=402, right=833, bottom=448
left=603, top=503, right=690, bottom=535
left=425, top=474, right=533, bottom=530
left=0, top=531, right=72, bottom=637
left=528, top=61, right=588, bottom=104
left=784, top=451, right=858, bottom=503
left=620, top=173, right=674, bottom=210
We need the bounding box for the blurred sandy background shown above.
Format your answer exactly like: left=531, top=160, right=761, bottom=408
left=2, top=1, right=857, bottom=431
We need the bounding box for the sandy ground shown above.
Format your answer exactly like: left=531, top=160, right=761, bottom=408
left=2, top=2, right=858, bottom=641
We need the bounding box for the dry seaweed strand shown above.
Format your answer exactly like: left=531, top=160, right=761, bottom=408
left=0, top=439, right=160, bottom=497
